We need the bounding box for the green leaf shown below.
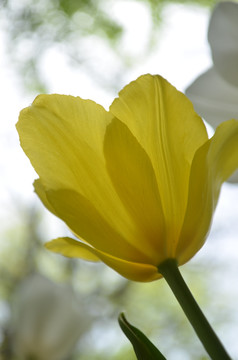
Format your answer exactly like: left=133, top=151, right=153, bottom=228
left=118, top=313, right=167, bottom=360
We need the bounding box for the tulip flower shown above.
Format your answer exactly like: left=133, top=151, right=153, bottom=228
left=17, top=74, right=238, bottom=283
left=10, top=274, right=88, bottom=360
left=186, top=1, right=238, bottom=182
left=17, top=74, right=237, bottom=359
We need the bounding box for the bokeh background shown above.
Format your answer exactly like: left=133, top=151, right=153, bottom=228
left=0, top=0, right=238, bottom=359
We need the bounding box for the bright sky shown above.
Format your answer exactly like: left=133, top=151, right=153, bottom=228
left=0, top=2, right=211, bottom=203
left=0, top=2, right=238, bottom=357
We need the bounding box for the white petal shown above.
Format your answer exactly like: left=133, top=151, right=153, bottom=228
left=186, top=67, right=238, bottom=128
left=208, top=1, right=238, bottom=86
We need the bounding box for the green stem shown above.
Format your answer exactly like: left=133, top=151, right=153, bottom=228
left=158, top=259, right=231, bottom=360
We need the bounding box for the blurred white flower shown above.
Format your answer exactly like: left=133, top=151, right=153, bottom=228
left=186, top=1, right=238, bottom=182
left=10, top=274, right=89, bottom=360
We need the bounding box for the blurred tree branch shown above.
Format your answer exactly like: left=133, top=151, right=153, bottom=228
left=1, top=0, right=219, bottom=93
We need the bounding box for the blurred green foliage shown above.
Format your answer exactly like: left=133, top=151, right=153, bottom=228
left=0, top=200, right=215, bottom=359
left=0, top=199, right=223, bottom=359
left=0, top=0, right=231, bottom=359
left=1, top=0, right=220, bottom=93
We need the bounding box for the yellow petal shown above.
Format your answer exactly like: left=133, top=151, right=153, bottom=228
left=45, top=237, right=161, bottom=282
left=17, top=94, right=111, bottom=193
left=110, top=74, right=208, bottom=250
left=177, top=119, right=238, bottom=264
left=45, top=237, right=100, bottom=261
left=104, top=118, right=167, bottom=261
left=17, top=94, right=147, bottom=252
left=34, top=179, right=56, bottom=215
left=46, top=188, right=153, bottom=263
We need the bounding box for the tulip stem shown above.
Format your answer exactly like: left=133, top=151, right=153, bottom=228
left=158, top=259, right=231, bottom=360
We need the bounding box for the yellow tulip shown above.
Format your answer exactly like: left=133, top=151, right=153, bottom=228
left=17, top=74, right=238, bottom=282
